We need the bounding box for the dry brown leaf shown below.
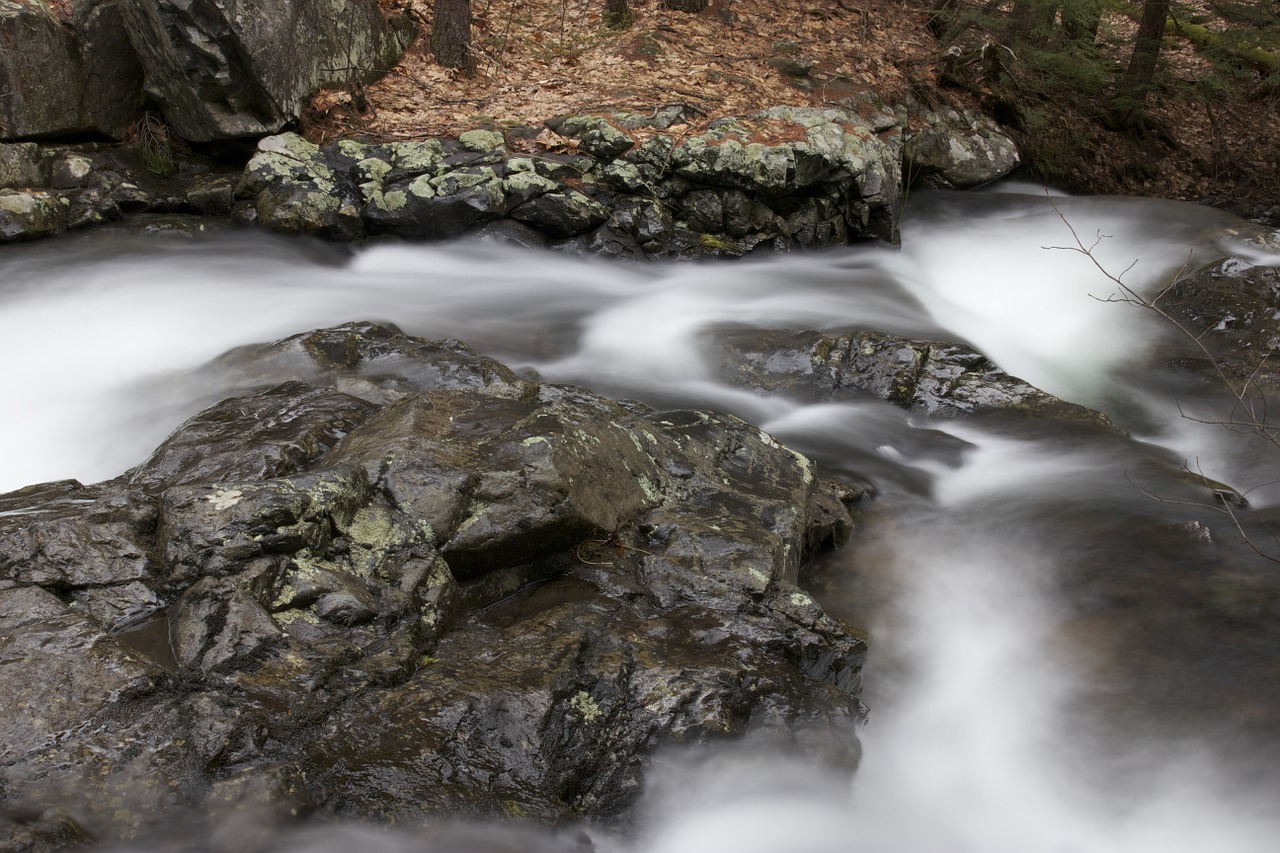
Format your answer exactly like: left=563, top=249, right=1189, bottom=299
left=534, top=128, right=580, bottom=153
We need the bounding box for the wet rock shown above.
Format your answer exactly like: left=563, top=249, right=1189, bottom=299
left=713, top=328, right=1115, bottom=426
left=0, top=601, right=163, bottom=757
left=129, top=380, right=379, bottom=491
left=156, top=468, right=372, bottom=589
left=0, top=324, right=867, bottom=847
left=0, top=479, right=155, bottom=590
left=310, top=577, right=864, bottom=822
left=173, top=573, right=284, bottom=670
left=319, top=385, right=664, bottom=579
left=206, top=321, right=532, bottom=405
left=1163, top=258, right=1280, bottom=390
left=120, top=0, right=412, bottom=142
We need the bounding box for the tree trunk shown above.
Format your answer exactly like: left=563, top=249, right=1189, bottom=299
left=1115, top=0, right=1170, bottom=122
left=431, top=0, right=473, bottom=73
left=604, top=0, right=632, bottom=29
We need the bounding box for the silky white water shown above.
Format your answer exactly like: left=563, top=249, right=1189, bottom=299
left=4, top=188, right=1280, bottom=851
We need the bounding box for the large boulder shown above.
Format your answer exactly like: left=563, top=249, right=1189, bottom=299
left=0, top=0, right=142, bottom=139
left=904, top=105, right=1021, bottom=189
left=120, top=0, right=413, bottom=142
left=0, top=323, right=867, bottom=848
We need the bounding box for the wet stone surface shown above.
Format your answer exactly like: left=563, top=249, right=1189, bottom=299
left=0, top=322, right=867, bottom=849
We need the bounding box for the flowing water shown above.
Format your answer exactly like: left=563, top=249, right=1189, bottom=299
left=3, top=187, right=1280, bottom=851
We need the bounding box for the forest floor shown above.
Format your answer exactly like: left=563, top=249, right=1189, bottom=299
left=304, top=0, right=1280, bottom=207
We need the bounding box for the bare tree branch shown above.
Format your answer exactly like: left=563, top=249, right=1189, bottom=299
left=1045, top=189, right=1280, bottom=563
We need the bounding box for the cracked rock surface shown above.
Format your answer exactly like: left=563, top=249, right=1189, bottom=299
left=0, top=321, right=867, bottom=849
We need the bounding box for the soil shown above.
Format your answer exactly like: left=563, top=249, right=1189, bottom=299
left=303, top=0, right=1280, bottom=207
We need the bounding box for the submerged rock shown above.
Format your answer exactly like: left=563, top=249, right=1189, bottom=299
left=1163, top=257, right=1280, bottom=391
left=0, top=322, right=867, bottom=848
left=712, top=327, right=1115, bottom=426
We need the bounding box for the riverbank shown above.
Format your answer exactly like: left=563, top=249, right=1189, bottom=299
left=327, top=0, right=1280, bottom=208
left=3, top=101, right=1023, bottom=249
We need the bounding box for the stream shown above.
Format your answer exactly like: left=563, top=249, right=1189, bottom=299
left=3, top=186, right=1280, bottom=851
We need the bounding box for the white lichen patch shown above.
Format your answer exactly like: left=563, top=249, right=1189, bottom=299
left=568, top=690, right=602, bottom=722
left=205, top=488, right=243, bottom=511
left=635, top=474, right=662, bottom=502
left=790, top=591, right=816, bottom=608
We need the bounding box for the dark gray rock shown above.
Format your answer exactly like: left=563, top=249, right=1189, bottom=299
left=318, top=385, right=663, bottom=579
left=713, top=328, right=1117, bottom=426
left=509, top=188, right=610, bottom=238
left=0, top=479, right=156, bottom=592
left=129, top=380, right=378, bottom=492
left=1163, top=258, right=1280, bottom=390
left=73, top=0, right=146, bottom=136
left=0, top=0, right=89, bottom=138
left=120, top=0, right=412, bottom=142
left=546, top=115, right=635, bottom=162
left=309, top=577, right=864, bottom=822
left=0, top=141, right=44, bottom=187
left=0, top=0, right=142, bottom=140
left=0, top=324, right=868, bottom=848
left=205, top=321, right=533, bottom=405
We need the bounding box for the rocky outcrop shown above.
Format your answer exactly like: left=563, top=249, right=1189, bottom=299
left=0, top=0, right=143, bottom=139
left=119, top=0, right=414, bottom=142
left=0, top=140, right=242, bottom=240
left=0, top=99, right=1025, bottom=248
left=236, top=104, right=909, bottom=252
left=0, top=323, right=867, bottom=849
